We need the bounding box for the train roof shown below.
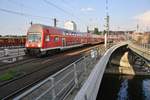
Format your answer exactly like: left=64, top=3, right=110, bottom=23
left=0, top=36, right=26, bottom=39
left=28, top=24, right=85, bottom=34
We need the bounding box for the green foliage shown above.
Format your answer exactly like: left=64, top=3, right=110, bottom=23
left=93, top=28, right=103, bottom=35
left=99, top=32, right=103, bottom=35
left=0, top=70, right=17, bottom=81
left=103, top=30, right=106, bottom=34
left=93, top=28, right=99, bottom=35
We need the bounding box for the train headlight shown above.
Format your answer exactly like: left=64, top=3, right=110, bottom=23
left=26, top=44, right=29, bottom=47
left=38, top=44, right=41, bottom=47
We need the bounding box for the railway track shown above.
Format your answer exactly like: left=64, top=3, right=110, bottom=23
left=0, top=57, right=39, bottom=71
left=0, top=44, right=104, bottom=99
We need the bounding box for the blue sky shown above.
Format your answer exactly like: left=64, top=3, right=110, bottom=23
left=0, top=0, right=150, bottom=35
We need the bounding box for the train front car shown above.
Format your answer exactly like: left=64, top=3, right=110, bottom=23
left=25, top=24, right=43, bottom=56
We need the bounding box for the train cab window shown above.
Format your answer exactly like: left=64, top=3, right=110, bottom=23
left=45, top=35, right=50, bottom=42
left=54, top=36, right=59, bottom=42
left=28, top=33, right=41, bottom=42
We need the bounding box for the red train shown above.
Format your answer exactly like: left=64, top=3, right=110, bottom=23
left=0, top=36, right=26, bottom=48
left=25, top=24, right=104, bottom=56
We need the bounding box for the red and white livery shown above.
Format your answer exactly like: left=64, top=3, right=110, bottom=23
left=25, top=24, right=103, bottom=56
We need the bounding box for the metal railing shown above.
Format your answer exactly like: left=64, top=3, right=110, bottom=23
left=13, top=46, right=103, bottom=100
left=0, top=48, right=25, bottom=61
left=74, top=43, right=128, bottom=100
left=0, top=45, right=25, bottom=50
left=128, top=41, right=150, bottom=60
left=126, top=41, right=150, bottom=71
left=135, top=43, right=150, bottom=50
left=127, top=37, right=150, bottom=51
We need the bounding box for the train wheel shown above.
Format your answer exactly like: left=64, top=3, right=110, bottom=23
left=36, top=51, right=46, bottom=57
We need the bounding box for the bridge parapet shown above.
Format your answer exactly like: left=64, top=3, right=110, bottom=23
left=128, top=42, right=150, bottom=61
left=13, top=45, right=106, bottom=100
left=12, top=43, right=127, bottom=100
left=74, top=43, right=127, bottom=100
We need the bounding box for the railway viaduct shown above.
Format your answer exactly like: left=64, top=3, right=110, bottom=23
left=74, top=42, right=150, bottom=100
left=11, top=41, right=149, bottom=100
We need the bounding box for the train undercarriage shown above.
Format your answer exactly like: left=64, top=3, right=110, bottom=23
left=25, top=48, right=60, bottom=57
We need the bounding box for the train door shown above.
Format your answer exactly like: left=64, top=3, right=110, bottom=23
left=45, top=35, right=50, bottom=48
left=62, top=38, right=66, bottom=47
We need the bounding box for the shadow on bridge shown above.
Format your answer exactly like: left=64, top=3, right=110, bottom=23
left=105, top=45, right=136, bottom=75
left=97, top=45, right=150, bottom=100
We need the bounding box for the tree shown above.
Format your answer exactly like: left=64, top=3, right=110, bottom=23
left=103, top=30, right=106, bottom=35
left=99, top=31, right=103, bottom=35
left=94, top=28, right=99, bottom=35
left=93, top=28, right=103, bottom=35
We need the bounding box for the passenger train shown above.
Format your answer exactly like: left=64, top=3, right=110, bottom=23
left=25, top=24, right=103, bottom=56
left=0, top=36, right=26, bottom=47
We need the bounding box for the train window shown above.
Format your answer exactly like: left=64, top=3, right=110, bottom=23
left=28, top=33, right=41, bottom=42
left=45, top=35, right=50, bottom=42
left=54, top=36, right=59, bottom=42
left=64, top=31, right=68, bottom=35
left=63, top=31, right=66, bottom=35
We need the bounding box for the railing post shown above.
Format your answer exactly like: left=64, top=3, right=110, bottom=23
left=50, top=77, right=56, bottom=100
left=84, top=94, right=88, bottom=100
left=4, top=49, right=8, bottom=56
left=18, top=48, right=19, bottom=55
left=83, top=57, right=87, bottom=76
left=74, top=63, right=79, bottom=88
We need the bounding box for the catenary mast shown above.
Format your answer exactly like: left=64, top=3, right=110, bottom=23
left=104, top=0, right=109, bottom=48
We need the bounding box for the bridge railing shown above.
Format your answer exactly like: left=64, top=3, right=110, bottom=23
left=13, top=46, right=105, bottom=100
left=0, top=45, right=25, bottom=50
left=136, top=43, right=150, bottom=50
left=0, top=48, right=25, bottom=61
left=74, top=43, right=127, bottom=100
left=128, top=41, right=150, bottom=62
left=128, top=40, right=150, bottom=53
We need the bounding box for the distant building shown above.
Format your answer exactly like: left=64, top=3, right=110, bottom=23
left=64, top=21, right=77, bottom=31
left=98, top=31, right=134, bottom=35
left=132, top=32, right=150, bottom=44
left=108, top=31, right=134, bottom=35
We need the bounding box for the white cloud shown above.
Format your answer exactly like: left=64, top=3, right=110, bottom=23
left=80, top=7, right=95, bottom=12
left=134, top=11, right=150, bottom=25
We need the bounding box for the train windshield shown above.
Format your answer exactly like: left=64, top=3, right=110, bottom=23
left=27, top=33, right=41, bottom=42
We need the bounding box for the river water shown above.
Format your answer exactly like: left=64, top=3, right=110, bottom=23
left=97, top=74, right=150, bottom=100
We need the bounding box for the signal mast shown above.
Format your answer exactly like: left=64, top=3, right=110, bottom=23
left=104, top=0, right=110, bottom=48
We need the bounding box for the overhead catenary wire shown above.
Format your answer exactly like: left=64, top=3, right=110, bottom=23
left=1, top=1, right=65, bottom=24
left=1, top=0, right=87, bottom=31
left=61, top=0, right=78, bottom=11
left=43, top=0, right=89, bottom=32
left=0, top=7, right=53, bottom=20
left=7, top=0, right=36, bottom=11
left=60, top=0, right=88, bottom=23
left=43, top=0, right=81, bottom=21
left=8, top=0, right=87, bottom=28
left=60, top=0, right=86, bottom=22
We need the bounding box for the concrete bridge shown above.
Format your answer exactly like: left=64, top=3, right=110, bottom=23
left=74, top=42, right=149, bottom=100
left=13, top=42, right=149, bottom=100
